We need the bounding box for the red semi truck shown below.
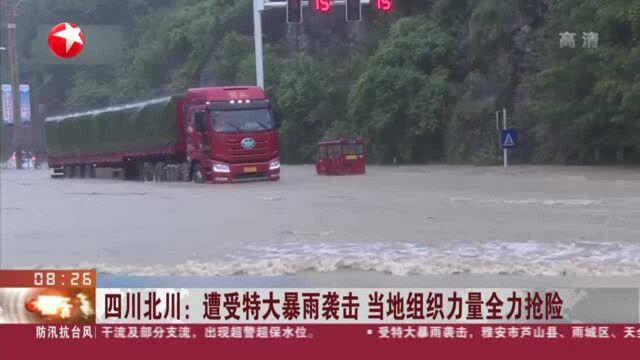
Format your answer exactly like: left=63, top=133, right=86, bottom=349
left=45, top=86, right=280, bottom=183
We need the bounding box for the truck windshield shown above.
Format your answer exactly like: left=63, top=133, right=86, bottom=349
left=210, top=108, right=276, bottom=133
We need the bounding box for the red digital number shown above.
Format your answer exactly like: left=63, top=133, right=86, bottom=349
left=315, top=0, right=332, bottom=13
left=376, top=0, right=393, bottom=11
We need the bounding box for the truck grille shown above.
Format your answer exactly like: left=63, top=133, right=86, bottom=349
left=226, top=139, right=270, bottom=161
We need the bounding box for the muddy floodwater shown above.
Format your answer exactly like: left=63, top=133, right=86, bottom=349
left=1, top=165, right=640, bottom=282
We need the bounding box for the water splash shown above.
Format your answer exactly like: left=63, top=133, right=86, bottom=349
left=23, top=240, right=640, bottom=277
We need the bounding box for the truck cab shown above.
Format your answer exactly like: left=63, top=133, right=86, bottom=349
left=184, top=87, right=280, bottom=183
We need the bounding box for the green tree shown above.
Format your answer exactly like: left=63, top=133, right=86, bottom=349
left=530, top=0, right=640, bottom=163
left=346, top=17, right=453, bottom=163
left=23, top=0, right=640, bottom=164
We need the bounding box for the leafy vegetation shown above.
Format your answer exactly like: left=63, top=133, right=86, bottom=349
left=9, top=0, right=640, bottom=164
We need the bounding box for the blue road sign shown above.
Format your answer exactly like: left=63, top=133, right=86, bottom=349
left=501, top=129, right=518, bottom=149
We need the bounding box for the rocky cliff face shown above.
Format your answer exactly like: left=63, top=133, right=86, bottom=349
left=444, top=0, right=549, bottom=163
left=279, top=1, right=556, bottom=164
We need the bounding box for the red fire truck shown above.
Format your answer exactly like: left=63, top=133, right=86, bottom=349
left=46, top=86, right=280, bottom=183
left=316, top=138, right=365, bottom=175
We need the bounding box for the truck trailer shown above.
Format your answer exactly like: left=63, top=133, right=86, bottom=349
left=45, top=86, right=281, bottom=183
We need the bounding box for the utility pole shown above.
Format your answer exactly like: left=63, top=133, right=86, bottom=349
left=4, top=0, right=24, bottom=168
left=502, top=108, right=507, bottom=168
left=496, top=108, right=510, bottom=168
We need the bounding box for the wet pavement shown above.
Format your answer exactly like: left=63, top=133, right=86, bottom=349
left=1, top=165, right=639, bottom=281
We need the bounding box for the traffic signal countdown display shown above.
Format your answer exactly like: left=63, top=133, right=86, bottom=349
left=315, top=0, right=332, bottom=13
left=286, top=0, right=393, bottom=24
left=375, top=0, right=393, bottom=12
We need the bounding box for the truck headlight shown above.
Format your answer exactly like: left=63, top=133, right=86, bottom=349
left=269, top=159, right=280, bottom=170
left=213, top=163, right=230, bottom=173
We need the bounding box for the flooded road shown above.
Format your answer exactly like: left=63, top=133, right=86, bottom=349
left=1, top=165, right=639, bottom=279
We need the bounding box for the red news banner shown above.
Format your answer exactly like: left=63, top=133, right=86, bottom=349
left=1, top=270, right=640, bottom=357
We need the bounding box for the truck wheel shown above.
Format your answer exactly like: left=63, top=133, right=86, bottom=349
left=192, top=163, right=204, bottom=184
left=75, top=165, right=84, bottom=179
left=154, top=162, right=166, bottom=182
left=143, top=162, right=155, bottom=182
left=84, top=165, right=95, bottom=178
left=124, top=161, right=142, bottom=181
left=132, top=161, right=145, bottom=181
left=64, top=165, right=73, bottom=178
left=178, top=163, right=190, bottom=182
left=165, top=165, right=178, bottom=182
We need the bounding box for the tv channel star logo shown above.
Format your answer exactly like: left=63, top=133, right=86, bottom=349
left=48, top=22, right=85, bottom=59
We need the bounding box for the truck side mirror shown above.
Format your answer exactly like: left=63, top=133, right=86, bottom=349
left=194, top=112, right=206, bottom=132
left=274, top=115, right=282, bottom=129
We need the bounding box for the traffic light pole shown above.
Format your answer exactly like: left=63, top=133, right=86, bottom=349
left=253, top=0, right=265, bottom=89
left=253, top=0, right=372, bottom=89
left=6, top=1, right=23, bottom=169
